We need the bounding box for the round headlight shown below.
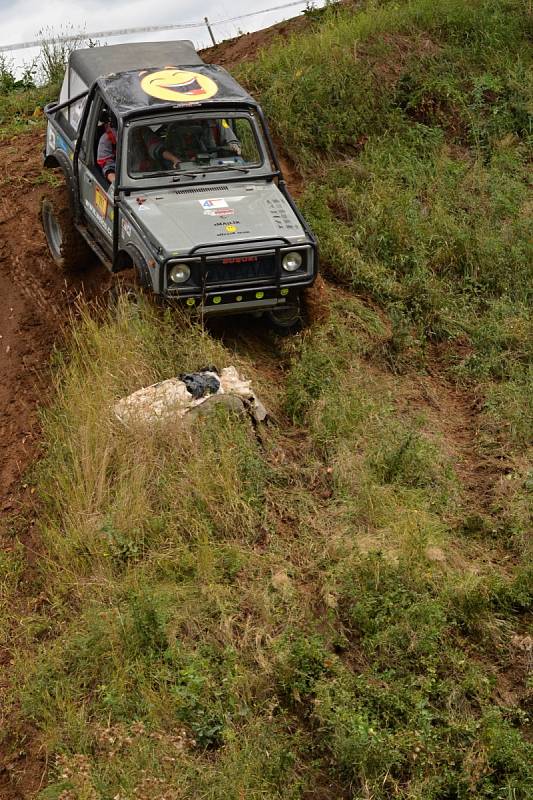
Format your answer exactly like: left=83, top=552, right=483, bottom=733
left=282, top=251, right=303, bottom=272
left=169, top=263, right=191, bottom=284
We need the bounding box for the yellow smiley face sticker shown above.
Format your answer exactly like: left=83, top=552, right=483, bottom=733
left=225, top=225, right=237, bottom=233
left=140, top=69, right=219, bottom=102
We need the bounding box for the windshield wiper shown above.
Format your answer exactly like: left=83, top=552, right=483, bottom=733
left=171, top=172, right=200, bottom=181
left=199, top=165, right=250, bottom=174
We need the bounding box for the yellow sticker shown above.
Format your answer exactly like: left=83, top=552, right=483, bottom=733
left=222, top=119, right=230, bottom=128
left=94, top=186, right=108, bottom=217
left=225, top=225, right=237, bottom=233
left=140, top=69, right=218, bottom=103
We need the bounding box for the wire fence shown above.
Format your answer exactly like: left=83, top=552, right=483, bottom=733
left=0, top=0, right=322, bottom=53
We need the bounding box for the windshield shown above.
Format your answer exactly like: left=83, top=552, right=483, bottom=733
left=126, top=114, right=263, bottom=178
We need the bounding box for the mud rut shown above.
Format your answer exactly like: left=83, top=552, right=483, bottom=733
left=0, top=129, right=510, bottom=797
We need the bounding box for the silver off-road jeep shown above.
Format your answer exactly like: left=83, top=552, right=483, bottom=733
left=42, top=41, right=318, bottom=331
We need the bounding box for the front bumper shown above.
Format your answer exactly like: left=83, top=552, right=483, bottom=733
left=161, top=240, right=317, bottom=314
left=178, top=285, right=302, bottom=316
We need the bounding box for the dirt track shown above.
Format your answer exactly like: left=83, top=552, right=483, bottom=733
left=0, top=130, right=107, bottom=514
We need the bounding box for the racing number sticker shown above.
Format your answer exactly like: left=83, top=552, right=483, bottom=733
left=140, top=69, right=219, bottom=103
left=94, top=186, right=109, bottom=217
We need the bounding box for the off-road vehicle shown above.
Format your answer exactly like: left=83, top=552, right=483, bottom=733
left=42, top=41, right=318, bottom=330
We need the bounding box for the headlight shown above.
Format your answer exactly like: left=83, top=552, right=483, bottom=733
left=169, top=263, right=191, bottom=284
left=282, top=251, right=303, bottom=272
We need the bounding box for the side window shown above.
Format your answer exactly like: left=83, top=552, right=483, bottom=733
left=54, top=70, right=88, bottom=139
left=58, top=72, right=69, bottom=104
left=56, top=71, right=70, bottom=132
left=68, top=70, right=88, bottom=131
left=81, top=95, right=103, bottom=166
left=84, top=95, right=117, bottom=186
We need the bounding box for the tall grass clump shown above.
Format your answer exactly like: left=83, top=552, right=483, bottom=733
left=19, top=301, right=318, bottom=794
left=36, top=25, right=98, bottom=87
left=239, top=0, right=531, bottom=169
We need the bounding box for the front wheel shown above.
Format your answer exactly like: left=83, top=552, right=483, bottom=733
left=41, top=184, right=92, bottom=271
left=265, top=300, right=303, bottom=336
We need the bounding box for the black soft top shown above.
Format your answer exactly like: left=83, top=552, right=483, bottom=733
left=70, top=41, right=204, bottom=85
left=69, top=41, right=255, bottom=115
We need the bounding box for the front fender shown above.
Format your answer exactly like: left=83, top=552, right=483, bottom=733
left=42, top=150, right=80, bottom=221
left=119, top=244, right=153, bottom=288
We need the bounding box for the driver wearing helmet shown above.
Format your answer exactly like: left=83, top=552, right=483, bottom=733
left=165, top=118, right=241, bottom=161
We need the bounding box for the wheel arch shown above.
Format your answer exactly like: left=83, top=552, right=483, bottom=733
left=43, top=151, right=80, bottom=220
left=117, top=244, right=153, bottom=288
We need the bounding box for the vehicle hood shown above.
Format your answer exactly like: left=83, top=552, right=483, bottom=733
left=123, top=182, right=308, bottom=255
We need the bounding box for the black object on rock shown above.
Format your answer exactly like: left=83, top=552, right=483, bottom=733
left=180, top=369, right=221, bottom=399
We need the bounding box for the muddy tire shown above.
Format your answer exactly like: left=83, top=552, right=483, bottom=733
left=105, top=262, right=147, bottom=309
left=265, top=301, right=303, bottom=336
left=41, top=186, right=92, bottom=271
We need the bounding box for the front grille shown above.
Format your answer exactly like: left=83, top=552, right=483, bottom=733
left=202, top=256, right=276, bottom=286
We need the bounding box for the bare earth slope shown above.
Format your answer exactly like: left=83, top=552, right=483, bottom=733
left=0, top=131, right=106, bottom=513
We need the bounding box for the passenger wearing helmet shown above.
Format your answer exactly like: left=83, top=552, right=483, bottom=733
left=97, top=110, right=180, bottom=183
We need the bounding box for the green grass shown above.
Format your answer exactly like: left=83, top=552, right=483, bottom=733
left=0, top=83, right=56, bottom=139
left=5, top=298, right=529, bottom=800
left=3, top=1, right=533, bottom=798
left=239, top=0, right=532, bottom=449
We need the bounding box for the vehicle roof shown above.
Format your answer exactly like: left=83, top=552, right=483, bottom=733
left=69, top=41, right=255, bottom=115
left=100, top=67, right=255, bottom=116
left=70, top=41, right=204, bottom=85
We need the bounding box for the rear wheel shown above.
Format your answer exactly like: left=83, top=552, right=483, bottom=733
left=41, top=184, right=92, bottom=271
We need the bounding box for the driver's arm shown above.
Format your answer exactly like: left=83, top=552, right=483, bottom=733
left=142, top=128, right=180, bottom=168
left=160, top=148, right=180, bottom=168
left=219, top=120, right=241, bottom=155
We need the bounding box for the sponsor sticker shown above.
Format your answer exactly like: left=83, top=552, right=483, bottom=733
left=204, top=207, right=235, bottom=217
left=84, top=199, right=113, bottom=237
left=94, top=186, right=108, bottom=217
left=199, top=198, right=228, bottom=210
left=56, top=133, right=70, bottom=156
left=121, top=219, right=132, bottom=238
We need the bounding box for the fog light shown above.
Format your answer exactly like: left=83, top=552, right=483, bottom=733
left=280, top=288, right=289, bottom=296
left=186, top=298, right=196, bottom=307
left=236, top=295, right=243, bottom=302
left=213, top=296, right=222, bottom=304
left=255, top=291, right=264, bottom=299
